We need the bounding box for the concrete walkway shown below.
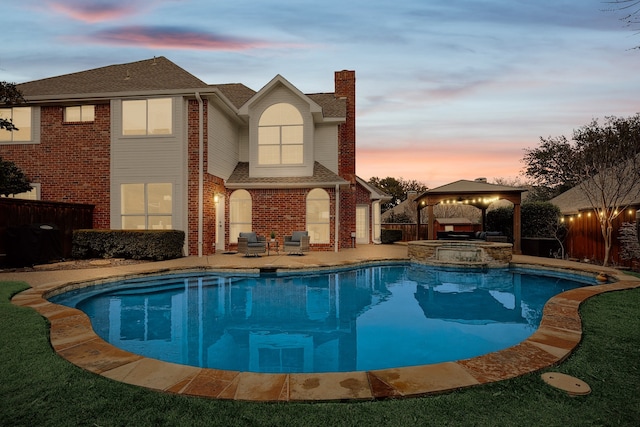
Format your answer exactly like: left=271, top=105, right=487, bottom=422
left=4, top=244, right=640, bottom=402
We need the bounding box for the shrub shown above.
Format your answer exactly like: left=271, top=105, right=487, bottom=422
left=72, top=230, right=184, bottom=260
left=486, top=206, right=513, bottom=237
left=380, top=228, right=403, bottom=244
left=521, top=202, right=562, bottom=238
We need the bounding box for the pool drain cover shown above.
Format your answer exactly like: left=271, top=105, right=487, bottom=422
left=541, top=372, right=591, bottom=396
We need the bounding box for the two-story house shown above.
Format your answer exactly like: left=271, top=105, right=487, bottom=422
left=1, top=57, right=388, bottom=255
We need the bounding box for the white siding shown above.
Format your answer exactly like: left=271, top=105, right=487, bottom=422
left=313, top=124, right=339, bottom=174
left=238, top=128, right=249, bottom=162
left=207, top=101, right=239, bottom=180
left=110, top=97, right=186, bottom=231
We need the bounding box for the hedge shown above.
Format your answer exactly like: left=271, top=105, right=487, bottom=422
left=72, top=230, right=184, bottom=260
left=381, top=229, right=403, bottom=244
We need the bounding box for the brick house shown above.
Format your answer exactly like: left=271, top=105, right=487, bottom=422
left=1, top=57, right=388, bottom=255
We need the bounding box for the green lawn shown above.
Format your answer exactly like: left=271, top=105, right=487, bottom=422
left=1, top=279, right=639, bottom=427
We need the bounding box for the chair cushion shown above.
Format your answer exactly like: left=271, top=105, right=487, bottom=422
left=239, top=232, right=257, bottom=243
left=291, top=231, right=307, bottom=242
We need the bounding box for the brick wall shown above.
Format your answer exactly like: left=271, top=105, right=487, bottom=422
left=225, top=187, right=337, bottom=252
left=187, top=98, right=229, bottom=256
left=1, top=104, right=110, bottom=229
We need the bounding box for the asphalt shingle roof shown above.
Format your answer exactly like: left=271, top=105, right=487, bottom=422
left=211, top=83, right=256, bottom=109
left=226, top=162, right=348, bottom=188
left=17, top=57, right=209, bottom=96
left=16, top=57, right=346, bottom=119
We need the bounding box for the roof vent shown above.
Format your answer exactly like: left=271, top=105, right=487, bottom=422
left=474, top=177, right=487, bottom=183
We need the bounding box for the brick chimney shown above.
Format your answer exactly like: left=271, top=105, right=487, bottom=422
left=334, top=70, right=356, bottom=183
left=335, top=70, right=356, bottom=249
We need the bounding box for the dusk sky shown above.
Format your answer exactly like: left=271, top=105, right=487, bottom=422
left=2, top=0, right=638, bottom=188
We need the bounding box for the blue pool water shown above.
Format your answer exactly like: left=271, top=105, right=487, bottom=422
left=50, top=263, right=595, bottom=374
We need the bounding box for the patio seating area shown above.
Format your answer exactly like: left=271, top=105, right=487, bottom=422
left=237, top=232, right=267, bottom=257
left=283, top=231, right=310, bottom=255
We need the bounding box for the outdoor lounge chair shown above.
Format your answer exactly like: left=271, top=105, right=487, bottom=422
left=284, top=231, right=310, bottom=255
left=237, top=232, right=266, bottom=256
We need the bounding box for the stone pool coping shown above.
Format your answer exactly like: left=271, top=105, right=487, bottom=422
left=7, top=248, right=640, bottom=402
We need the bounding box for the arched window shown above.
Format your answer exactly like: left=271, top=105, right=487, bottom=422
left=306, top=188, right=330, bottom=244
left=229, top=189, right=252, bottom=243
left=258, top=103, right=303, bottom=165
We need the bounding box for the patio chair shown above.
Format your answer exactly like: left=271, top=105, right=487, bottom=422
left=238, top=232, right=266, bottom=257
left=284, top=231, right=310, bottom=255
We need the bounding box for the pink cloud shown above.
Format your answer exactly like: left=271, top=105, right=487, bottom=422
left=48, top=0, right=137, bottom=23
left=356, top=142, right=526, bottom=188
left=83, top=26, right=302, bottom=51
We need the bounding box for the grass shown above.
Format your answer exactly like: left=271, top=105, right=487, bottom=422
left=1, top=279, right=639, bottom=427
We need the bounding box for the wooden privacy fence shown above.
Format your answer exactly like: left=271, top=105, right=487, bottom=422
left=0, top=198, right=94, bottom=265
left=382, top=223, right=420, bottom=241
left=563, top=209, right=639, bottom=268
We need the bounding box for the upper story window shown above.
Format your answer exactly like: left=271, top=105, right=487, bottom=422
left=122, top=98, right=172, bottom=136
left=65, top=105, right=95, bottom=122
left=258, top=103, right=303, bottom=165
left=0, top=107, right=32, bottom=142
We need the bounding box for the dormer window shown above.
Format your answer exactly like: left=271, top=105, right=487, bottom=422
left=258, top=103, right=303, bottom=165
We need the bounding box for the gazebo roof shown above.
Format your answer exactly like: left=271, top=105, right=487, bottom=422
left=415, top=179, right=527, bottom=207
left=418, top=179, right=526, bottom=197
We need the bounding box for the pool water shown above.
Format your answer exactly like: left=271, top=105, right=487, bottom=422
left=50, top=264, right=594, bottom=374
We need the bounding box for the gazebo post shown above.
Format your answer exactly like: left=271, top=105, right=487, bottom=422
left=427, top=203, right=435, bottom=240
left=513, top=202, right=522, bottom=254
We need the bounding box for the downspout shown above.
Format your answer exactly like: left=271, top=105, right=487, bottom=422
left=196, top=92, right=204, bottom=257
left=335, top=184, right=340, bottom=252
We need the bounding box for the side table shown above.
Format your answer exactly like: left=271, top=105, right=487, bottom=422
left=267, top=240, right=279, bottom=255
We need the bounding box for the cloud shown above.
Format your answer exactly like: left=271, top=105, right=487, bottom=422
left=47, top=0, right=139, bottom=23
left=82, top=26, right=305, bottom=51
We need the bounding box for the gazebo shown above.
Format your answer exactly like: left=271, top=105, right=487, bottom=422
left=414, top=179, right=527, bottom=254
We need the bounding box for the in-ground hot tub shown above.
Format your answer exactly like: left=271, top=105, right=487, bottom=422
left=408, top=240, right=513, bottom=267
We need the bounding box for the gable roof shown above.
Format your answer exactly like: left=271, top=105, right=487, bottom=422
left=550, top=177, right=640, bottom=214
left=17, top=57, right=209, bottom=97
left=237, top=74, right=323, bottom=118
left=356, top=177, right=392, bottom=201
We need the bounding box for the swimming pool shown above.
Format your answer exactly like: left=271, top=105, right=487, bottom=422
left=50, top=263, right=597, bottom=374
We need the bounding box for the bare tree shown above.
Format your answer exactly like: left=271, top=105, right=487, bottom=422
left=604, top=0, right=640, bottom=49
left=524, top=114, right=640, bottom=266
